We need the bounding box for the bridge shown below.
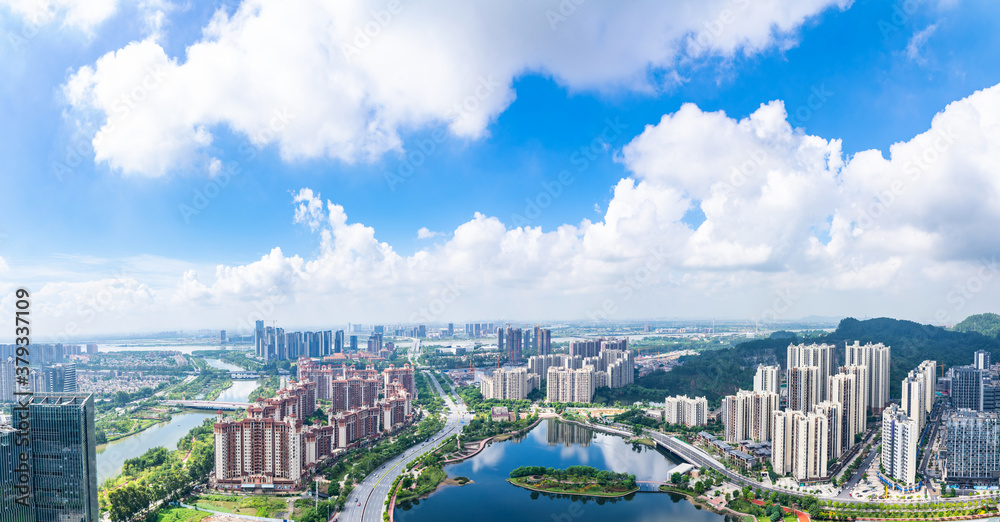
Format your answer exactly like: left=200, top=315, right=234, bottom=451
left=230, top=371, right=260, bottom=380
left=163, top=400, right=251, bottom=411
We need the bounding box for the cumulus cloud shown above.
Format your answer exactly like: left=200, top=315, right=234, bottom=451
left=62, top=0, right=849, bottom=176
left=417, top=227, right=441, bottom=239
left=17, top=82, right=1000, bottom=334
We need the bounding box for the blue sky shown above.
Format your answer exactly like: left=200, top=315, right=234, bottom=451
left=2, top=0, right=1000, bottom=336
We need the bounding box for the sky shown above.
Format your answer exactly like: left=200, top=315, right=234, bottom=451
left=2, top=0, right=1000, bottom=339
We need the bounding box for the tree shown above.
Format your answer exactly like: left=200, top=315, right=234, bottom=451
left=671, top=472, right=682, bottom=484
left=694, top=481, right=706, bottom=495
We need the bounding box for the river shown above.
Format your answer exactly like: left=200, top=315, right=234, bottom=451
left=395, top=419, right=728, bottom=522
left=96, top=358, right=260, bottom=485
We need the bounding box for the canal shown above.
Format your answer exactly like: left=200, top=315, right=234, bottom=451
left=394, top=419, right=728, bottom=522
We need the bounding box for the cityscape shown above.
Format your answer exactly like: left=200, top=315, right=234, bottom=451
left=4, top=1, right=1000, bottom=522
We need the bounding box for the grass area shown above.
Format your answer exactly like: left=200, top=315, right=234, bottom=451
left=508, top=466, right=637, bottom=497
left=395, top=466, right=447, bottom=504
left=153, top=507, right=211, bottom=522
left=631, top=437, right=654, bottom=447
left=188, top=495, right=288, bottom=518
left=509, top=477, right=637, bottom=497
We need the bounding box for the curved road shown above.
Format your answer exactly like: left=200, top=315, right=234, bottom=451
left=338, top=342, right=467, bottom=522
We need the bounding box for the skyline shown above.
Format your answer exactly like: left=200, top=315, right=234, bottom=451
left=3, top=0, right=1000, bottom=337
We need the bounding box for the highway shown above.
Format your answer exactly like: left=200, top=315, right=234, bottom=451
left=338, top=340, right=467, bottom=522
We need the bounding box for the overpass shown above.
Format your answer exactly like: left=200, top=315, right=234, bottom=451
left=163, top=400, right=251, bottom=411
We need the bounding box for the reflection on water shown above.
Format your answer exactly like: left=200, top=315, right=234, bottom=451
left=547, top=421, right=596, bottom=447
left=215, top=379, right=259, bottom=403
left=205, top=358, right=243, bottom=372
left=97, top=412, right=213, bottom=485
left=395, top=419, right=726, bottom=522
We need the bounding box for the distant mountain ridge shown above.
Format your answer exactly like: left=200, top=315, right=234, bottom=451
left=606, top=316, right=1000, bottom=406
left=953, top=313, right=1000, bottom=339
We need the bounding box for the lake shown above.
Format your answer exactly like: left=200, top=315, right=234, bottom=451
left=395, top=419, right=729, bottom=522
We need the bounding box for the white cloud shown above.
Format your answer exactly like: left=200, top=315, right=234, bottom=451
left=416, top=227, right=441, bottom=239
left=14, top=82, right=1000, bottom=334
left=62, top=0, right=850, bottom=176
left=0, top=0, right=120, bottom=34
left=906, top=24, right=938, bottom=63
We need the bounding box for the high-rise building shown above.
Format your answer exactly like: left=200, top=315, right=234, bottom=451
left=349, top=335, right=358, bottom=352
left=447, top=323, right=454, bottom=337
left=334, top=330, right=345, bottom=353
left=901, top=373, right=926, bottom=431
left=505, top=324, right=522, bottom=364
left=787, top=366, right=821, bottom=413
left=546, top=366, right=596, bottom=403
left=538, top=328, right=552, bottom=356
left=664, top=395, right=708, bottom=427
left=882, top=404, right=918, bottom=486
left=254, top=320, right=265, bottom=358
left=481, top=367, right=532, bottom=400
left=722, top=389, right=779, bottom=443
left=813, top=401, right=843, bottom=460
left=951, top=366, right=984, bottom=411
left=220, top=330, right=227, bottom=344
left=943, top=409, right=1000, bottom=487
left=12, top=394, right=100, bottom=522
left=86, top=343, right=98, bottom=354
left=916, top=360, right=936, bottom=414
left=830, top=369, right=865, bottom=453
left=787, top=343, right=836, bottom=401
left=845, top=341, right=891, bottom=412
left=753, top=365, right=781, bottom=396
left=42, top=363, right=77, bottom=393
left=772, top=409, right=828, bottom=481
left=975, top=350, right=991, bottom=370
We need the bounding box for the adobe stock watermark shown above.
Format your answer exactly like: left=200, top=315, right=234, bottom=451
left=5, top=0, right=70, bottom=53
left=716, top=84, right=833, bottom=199
left=546, top=0, right=587, bottom=31
left=339, top=0, right=405, bottom=61
left=934, top=256, right=1000, bottom=325
left=878, top=0, right=931, bottom=39
left=587, top=245, right=670, bottom=321
left=756, top=287, right=799, bottom=325
left=511, top=117, right=627, bottom=226
left=53, top=64, right=170, bottom=181
left=408, top=277, right=468, bottom=323
left=178, top=108, right=295, bottom=223
left=236, top=286, right=289, bottom=334
left=686, top=0, right=751, bottom=56
left=854, top=126, right=954, bottom=234
left=384, top=75, right=501, bottom=191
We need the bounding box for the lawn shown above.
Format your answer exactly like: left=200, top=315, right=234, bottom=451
left=188, top=495, right=288, bottom=518
left=154, top=507, right=211, bottom=522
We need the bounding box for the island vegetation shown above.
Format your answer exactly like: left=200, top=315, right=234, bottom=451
left=507, top=466, right=637, bottom=497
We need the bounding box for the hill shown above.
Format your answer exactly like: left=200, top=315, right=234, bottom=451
left=596, top=317, right=1000, bottom=407
left=953, top=313, right=1000, bottom=338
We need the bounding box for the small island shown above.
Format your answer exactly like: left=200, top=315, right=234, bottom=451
left=507, top=466, right=638, bottom=497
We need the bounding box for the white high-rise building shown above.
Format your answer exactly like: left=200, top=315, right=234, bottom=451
left=480, top=367, right=531, bottom=400
left=814, top=401, right=843, bottom=460
left=845, top=341, right=891, bottom=412
left=901, top=373, right=925, bottom=431
left=882, top=404, right=918, bottom=486
left=793, top=411, right=829, bottom=481
left=787, top=366, right=821, bottom=413
left=546, top=366, right=596, bottom=403
left=916, top=360, right=936, bottom=414
left=772, top=409, right=829, bottom=480
left=830, top=369, right=865, bottom=453
left=753, top=365, right=781, bottom=396
left=787, top=343, right=836, bottom=401
left=664, top=395, right=708, bottom=427
left=722, top=389, right=779, bottom=443
left=772, top=410, right=793, bottom=475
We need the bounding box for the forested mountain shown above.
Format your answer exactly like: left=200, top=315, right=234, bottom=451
left=599, top=317, right=1000, bottom=407
left=953, top=313, right=1000, bottom=339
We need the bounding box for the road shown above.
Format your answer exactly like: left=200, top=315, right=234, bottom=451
left=836, top=445, right=879, bottom=498
left=338, top=342, right=466, bottom=522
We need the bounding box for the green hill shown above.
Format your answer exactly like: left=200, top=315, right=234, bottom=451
left=597, top=317, right=1000, bottom=407
left=953, top=313, right=1000, bottom=338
